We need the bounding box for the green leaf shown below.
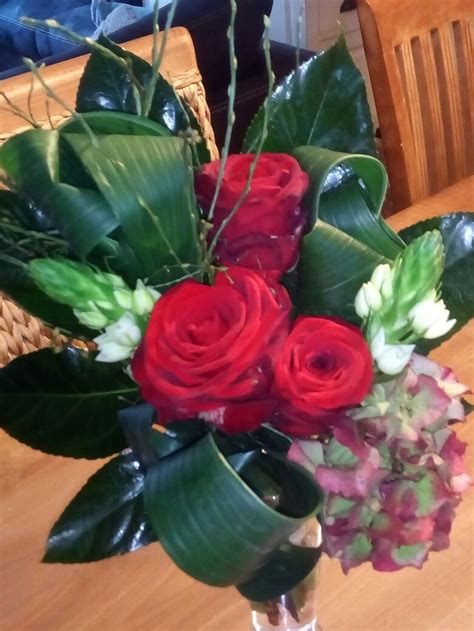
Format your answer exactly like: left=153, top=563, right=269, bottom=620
left=292, top=145, right=404, bottom=259
left=60, top=111, right=171, bottom=137
left=0, top=129, right=119, bottom=259
left=298, top=219, right=388, bottom=320
left=76, top=36, right=210, bottom=164
left=399, top=212, right=474, bottom=351
left=44, top=453, right=156, bottom=563
left=0, top=347, right=136, bottom=458
left=144, top=434, right=322, bottom=593
left=244, top=35, right=376, bottom=156
left=63, top=133, right=203, bottom=284
left=237, top=543, right=322, bottom=602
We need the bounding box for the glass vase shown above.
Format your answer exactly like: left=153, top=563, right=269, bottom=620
left=250, top=520, right=322, bottom=631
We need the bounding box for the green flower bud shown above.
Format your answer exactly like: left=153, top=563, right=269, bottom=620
left=381, top=231, right=444, bottom=336
left=28, top=258, right=129, bottom=328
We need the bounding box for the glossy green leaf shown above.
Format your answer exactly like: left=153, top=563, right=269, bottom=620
left=44, top=453, right=157, bottom=563
left=244, top=35, right=376, bottom=156
left=237, top=543, right=322, bottom=602
left=298, top=219, right=388, bottom=320
left=63, top=133, right=203, bottom=284
left=0, top=347, right=136, bottom=458
left=144, top=434, right=322, bottom=592
left=399, top=212, right=474, bottom=351
left=76, top=36, right=210, bottom=164
left=292, top=145, right=404, bottom=259
left=0, top=129, right=119, bottom=259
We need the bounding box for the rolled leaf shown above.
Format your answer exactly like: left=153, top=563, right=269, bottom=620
left=144, top=434, right=322, bottom=592
left=63, top=133, right=203, bottom=285
left=292, top=145, right=404, bottom=259
left=298, top=219, right=388, bottom=320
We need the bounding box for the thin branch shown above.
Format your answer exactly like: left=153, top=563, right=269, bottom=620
left=0, top=91, right=40, bottom=128
left=21, top=18, right=145, bottom=113
left=142, top=0, right=180, bottom=117
left=22, top=58, right=98, bottom=146
left=137, top=195, right=200, bottom=280
left=205, top=0, right=238, bottom=223
left=207, top=14, right=274, bottom=259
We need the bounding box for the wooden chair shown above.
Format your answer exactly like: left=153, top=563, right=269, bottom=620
left=0, top=27, right=218, bottom=367
left=357, top=0, right=473, bottom=211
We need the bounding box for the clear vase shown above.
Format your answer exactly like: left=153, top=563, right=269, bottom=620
left=250, top=520, right=322, bottom=631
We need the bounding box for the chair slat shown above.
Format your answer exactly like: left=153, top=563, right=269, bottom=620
left=396, top=41, right=430, bottom=200
left=357, top=0, right=474, bottom=210
left=436, top=22, right=466, bottom=181
left=417, top=32, right=449, bottom=190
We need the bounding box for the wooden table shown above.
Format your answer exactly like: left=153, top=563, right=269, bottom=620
left=1, top=177, right=473, bottom=631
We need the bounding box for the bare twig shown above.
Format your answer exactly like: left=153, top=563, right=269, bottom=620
left=205, top=0, right=238, bottom=224
left=207, top=14, right=274, bottom=259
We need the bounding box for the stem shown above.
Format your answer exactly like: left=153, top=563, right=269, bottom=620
left=207, top=14, right=274, bottom=259
left=295, top=0, right=305, bottom=71
left=142, top=0, right=180, bottom=117
left=21, top=18, right=145, bottom=114
left=205, top=0, right=238, bottom=223
left=0, top=91, right=40, bottom=128
left=22, top=58, right=98, bottom=146
left=142, top=0, right=161, bottom=117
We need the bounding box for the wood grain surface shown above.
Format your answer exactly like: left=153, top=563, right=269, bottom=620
left=1, top=177, right=473, bottom=631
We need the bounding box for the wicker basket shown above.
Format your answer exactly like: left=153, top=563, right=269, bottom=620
left=0, top=28, right=218, bottom=367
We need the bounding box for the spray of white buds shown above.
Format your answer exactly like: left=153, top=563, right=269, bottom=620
left=94, top=313, right=143, bottom=363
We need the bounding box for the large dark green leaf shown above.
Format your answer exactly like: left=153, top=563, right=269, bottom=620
left=76, top=36, right=210, bottom=164
left=237, top=542, right=322, bottom=602
left=244, top=35, right=376, bottom=156
left=144, top=434, right=322, bottom=593
left=0, top=129, right=119, bottom=259
left=63, top=133, right=203, bottom=284
left=0, top=347, right=136, bottom=458
left=44, top=453, right=156, bottom=563
left=298, top=219, right=388, bottom=320
left=292, top=145, right=404, bottom=259
left=399, top=212, right=474, bottom=351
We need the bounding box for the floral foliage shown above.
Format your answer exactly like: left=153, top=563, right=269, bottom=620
left=289, top=354, right=471, bottom=572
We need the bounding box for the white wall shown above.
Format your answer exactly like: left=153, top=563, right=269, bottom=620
left=270, top=0, right=306, bottom=46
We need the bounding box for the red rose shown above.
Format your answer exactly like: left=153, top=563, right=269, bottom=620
left=195, top=153, right=309, bottom=278
left=132, top=267, right=291, bottom=432
left=273, top=317, right=373, bottom=436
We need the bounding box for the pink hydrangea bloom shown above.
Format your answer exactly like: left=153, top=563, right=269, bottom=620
left=289, top=354, right=471, bottom=573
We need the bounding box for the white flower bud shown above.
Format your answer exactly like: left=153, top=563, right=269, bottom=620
left=408, top=298, right=456, bottom=339
left=363, top=281, right=383, bottom=312
left=75, top=308, right=109, bottom=329
left=424, top=317, right=456, bottom=339
left=375, top=344, right=415, bottom=375
left=370, top=264, right=391, bottom=291
left=408, top=298, right=440, bottom=333
left=370, top=327, right=414, bottom=375
left=114, top=288, right=134, bottom=310
left=133, top=280, right=158, bottom=315
left=94, top=313, right=142, bottom=363
left=354, top=286, right=370, bottom=319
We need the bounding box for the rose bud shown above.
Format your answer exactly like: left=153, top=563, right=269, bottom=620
left=195, top=153, right=309, bottom=279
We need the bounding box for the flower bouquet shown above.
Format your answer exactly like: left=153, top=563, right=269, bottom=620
left=0, top=5, right=472, bottom=631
